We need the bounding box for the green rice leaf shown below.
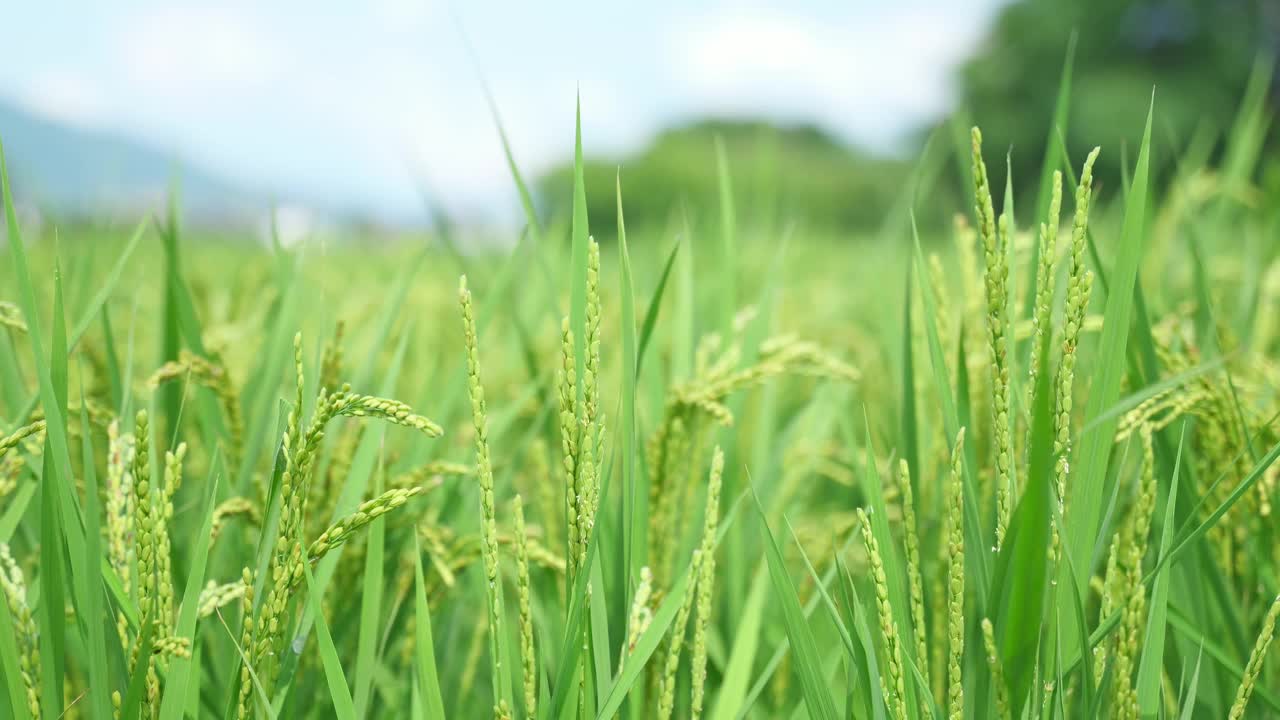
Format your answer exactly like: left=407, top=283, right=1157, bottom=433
left=748, top=489, right=838, bottom=720
left=910, top=214, right=990, bottom=611
left=1136, top=426, right=1184, bottom=717
left=119, top=614, right=157, bottom=720
left=991, top=295, right=1056, bottom=710
left=412, top=536, right=446, bottom=719
left=77, top=385, right=114, bottom=720
left=301, top=546, right=357, bottom=720
left=352, top=457, right=387, bottom=717
left=634, top=239, right=679, bottom=378
left=158, top=456, right=222, bottom=720
left=1058, top=92, right=1155, bottom=654
left=715, top=135, right=737, bottom=336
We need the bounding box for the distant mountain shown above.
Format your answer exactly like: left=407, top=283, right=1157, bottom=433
left=0, top=100, right=266, bottom=223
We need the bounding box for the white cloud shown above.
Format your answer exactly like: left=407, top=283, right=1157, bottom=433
left=666, top=6, right=991, bottom=149
left=369, top=0, right=441, bottom=31
left=19, top=68, right=108, bottom=127
left=118, top=5, right=288, bottom=105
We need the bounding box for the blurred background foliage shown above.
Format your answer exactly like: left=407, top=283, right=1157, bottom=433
left=535, top=120, right=913, bottom=237
left=538, top=0, right=1280, bottom=234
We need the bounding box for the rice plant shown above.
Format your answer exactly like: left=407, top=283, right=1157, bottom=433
left=0, top=67, right=1278, bottom=720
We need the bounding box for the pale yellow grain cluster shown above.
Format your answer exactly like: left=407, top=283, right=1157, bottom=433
left=0, top=542, right=40, bottom=719
left=513, top=495, right=537, bottom=716
left=945, top=429, right=966, bottom=720
left=858, top=507, right=907, bottom=720
left=1230, top=595, right=1280, bottom=720
left=458, top=275, right=512, bottom=720
left=691, top=447, right=725, bottom=720
left=1051, top=147, right=1100, bottom=560
left=0, top=300, right=27, bottom=333
left=897, top=458, right=929, bottom=689
left=971, top=128, right=1014, bottom=550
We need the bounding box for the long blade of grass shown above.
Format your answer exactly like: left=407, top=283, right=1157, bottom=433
left=748, top=489, right=838, bottom=720
left=1051, top=495, right=1096, bottom=713
left=301, top=548, right=356, bottom=719
left=634, top=239, right=679, bottom=378
left=569, top=93, right=590, bottom=397
left=1167, top=608, right=1280, bottom=712
left=1136, top=426, right=1185, bottom=717
left=119, top=615, right=157, bottom=720
left=352, top=456, right=388, bottom=717
left=158, top=456, right=222, bottom=720
left=715, top=135, right=737, bottom=336
left=899, top=262, right=919, bottom=491
left=1165, top=438, right=1280, bottom=568
left=709, top=564, right=769, bottom=720
left=1058, top=92, right=1155, bottom=653
left=835, top=554, right=886, bottom=720
left=412, top=536, right=446, bottom=718
left=991, top=302, right=1056, bottom=710
left=77, top=384, right=114, bottom=720
left=617, top=173, right=643, bottom=610
left=592, top=547, right=698, bottom=719
left=1177, top=645, right=1204, bottom=720
left=13, top=220, right=147, bottom=423
left=735, top=538, right=843, bottom=719
left=910, top=215, right=990, bottom=610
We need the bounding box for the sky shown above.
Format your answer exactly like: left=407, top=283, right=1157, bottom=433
left=0, top=1, right=1009, bottom=224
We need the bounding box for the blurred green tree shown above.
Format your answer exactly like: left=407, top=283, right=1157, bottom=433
left=958, top=0, right=1278, bottom=189
left=535, top=119, right=915, bottom=235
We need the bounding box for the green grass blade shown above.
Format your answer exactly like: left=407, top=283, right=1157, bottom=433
left=301, top=548, right=357, bottom=720
left=0, top=485, right=34, bottom=542
left=709, top=564, right=769, bottom=720
left=899, top=262, right=919, bottom=489
left=1177, top=645, right=1204, bottom=720
left=834, top=554, right=885, bottom=720
left=412, top=536, right=446, bottom=718
left=748, top=490, right=838, bottom=720
left=484, top=90, right=543, bottom=246
left=617, top=172, right=643, bottom=604
left=715, top=135, right=737, bottom=336
left=76, top=385, right=114, bottom=720
left=1136, top=426, right=1185, bottom=717
left=69, top=219, right=148, bottom=349
left=785, top=521, right=855, bottom=657
left=352, top=457, right=388, bottom=717
left=119, top=614, right=157, bottom=720
left=569, top=93, right=590, bottom=396
left=635, top=239, right=679, bottom=378
left=38, top=283, right=69, bottom=717
left=1059, top=92, right=1155, bottom=650
left=734, top=535, right=842, bottom=720
left=910, top=215, right=990, bottom=610
left=991, top=302, right=1056, bottom=710
left=1051, top=497, right=1096, bottom=713
left=158, top=456, right=221, bottom=720
left=13, top=220, right=146, bottom=423
left=1167, top=608, right=1280, bottom=713
left=1166, top=438, right=1280, bottom=568
left=593, top=550, right=698, bottom=719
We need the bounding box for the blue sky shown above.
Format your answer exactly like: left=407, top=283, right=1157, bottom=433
left=0, top=1, right=1008, bottom=222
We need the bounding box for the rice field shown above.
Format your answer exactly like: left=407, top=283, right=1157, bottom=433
left=2, top=78, right=1280, bottom=719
